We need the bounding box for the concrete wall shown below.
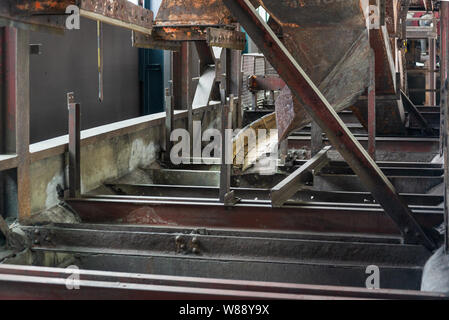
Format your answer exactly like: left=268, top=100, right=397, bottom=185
left=29, top=18, right=141, bottom=144
left=28, top=105, right=221, bottom=218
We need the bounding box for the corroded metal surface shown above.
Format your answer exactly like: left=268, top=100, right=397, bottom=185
left=223, top=0, right=436, bottom=250
left=1, top=0, right=153, bottom=33
left=155, top=0, right=235, bottom=27
left=80, top=0, right=153, bottom=32
left=255, top=0, right=372, bottom=140
left=206, top=27, right=246, bottom=50
left=148, top=0, right=239, bottom=44
left=370, top=26, right=397, bottom=95
left=0, top=1, right=66, bottom=30
left=14, top=0, right=73, bottom=14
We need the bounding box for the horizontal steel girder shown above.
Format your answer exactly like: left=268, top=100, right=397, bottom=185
left=65, top=197, right=443, bottom=238
left=0, top=264, right=445, bottom=299
left=1, top=0, right=153, bottom=34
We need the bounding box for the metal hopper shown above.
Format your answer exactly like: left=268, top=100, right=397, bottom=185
left=258, top=0, right=372, bottom=141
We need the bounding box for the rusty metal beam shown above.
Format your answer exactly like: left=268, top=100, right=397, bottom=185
left=66, top=197, right=443, bottom=238
left=0, top=2, right=66, bottom=31
left=152, top=26, right=209, bottom=42
left=164, top=88, right=173, bottom=160
left=79, top=0, right=153, bottom=34
left=155, top=0, right=235, bottom=27
left=15, top=28, right=31, bottom=222
left=1, top=0, right=153, bottom=34
left=223, top=0, right=436, bottom=250
left=428, top=37, right=437, bottom=106
left=400, top=90, right=432, bottom=131
left=367, top=51, right=376, bottom=159
left=271, top=146, right=330, bottom=207
left=0, top=264, right=444, bottom=300
left=441, top=0, right=449, bottom=253
left=219, top=91, right=236, bottom=205
left=206, top=27, right=246, bottom=50
left=68, top=93, right=80, bottom=198
left=132, top=31, right=181, bottom=51
left=310, top=122, right=323, bottom=156
left=0, top=27, right=17, bottom=155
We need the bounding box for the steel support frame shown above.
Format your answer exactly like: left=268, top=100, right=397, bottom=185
left=66, top=197, right=443, bottom=237
left=401, top=90, right=432, bottom=131
left=0, top=264, right=444, bottom=300
left=164, top=88, right=173, bottom=160
left=219, top=90, right=235, bottom=204
left=310, top=122, right=323, bottom=156
left=1, top=0, right=154, bottom=34
left=428, top=37, right=437, bottom=106
left=68, top=93, right=81, bottom=198
left=222, top=0, right=435, bottom=250
left=16, top=28, right=30, bottom=222
left=271, top=146, right=331, bottom=207
left=441, top=0, right=449, bottom=253
left=368, top=50, right=376, bottom=160
left=0, top=27, right=31, bottom=222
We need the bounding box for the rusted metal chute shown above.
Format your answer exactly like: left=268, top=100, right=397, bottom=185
left=223, top=0, right=436, bottom=250
left=134, top=0, right=245, bottom=50
left=261, top=0, right=372, bottom=141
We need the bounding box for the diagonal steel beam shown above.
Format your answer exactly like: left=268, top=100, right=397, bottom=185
left=271, top=146, right=331, bottom=208
left=400, top=90, right=432, bottom=132
left=222, top=0, right=436, bottom=250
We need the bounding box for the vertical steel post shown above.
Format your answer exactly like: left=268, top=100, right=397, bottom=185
left=184, top=43, right=193, bottom=156
left=441, top=1, right=449, bottom=156
left=165, top=87, right=173, bottom=161
left=219, top=88, right=236, bottom=205
left=0, top=27, right=25, bottom=221
left=428, top=38, right=436, bottom=106
left=368, top=51, right=377, bottom=160
left=16, top=28, right=31, bottom=222
left=310, top=122, right=323, bottom=157
left=172, top=50, right=181, bottom=109
left=68, top=92, right=81, bottom=198
left=440, top=0, right=449, bottom=253
left=3, top=27, right=17, bottom=154
left=219, top=86, right=229, bottom=202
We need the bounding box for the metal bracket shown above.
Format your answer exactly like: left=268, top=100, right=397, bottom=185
left=206, top=27, right=246, bottom=51
left=223, top=0, right=436, bottom=250
left=271, top=146, right=331, bottom=208
left=132, top=31, right=181, bottom=51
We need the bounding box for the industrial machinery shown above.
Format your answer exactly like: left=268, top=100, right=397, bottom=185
left=0, top=0, right=448, bottom=300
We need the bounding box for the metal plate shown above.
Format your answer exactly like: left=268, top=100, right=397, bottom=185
left=206, top=27, right=246, bottom=50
